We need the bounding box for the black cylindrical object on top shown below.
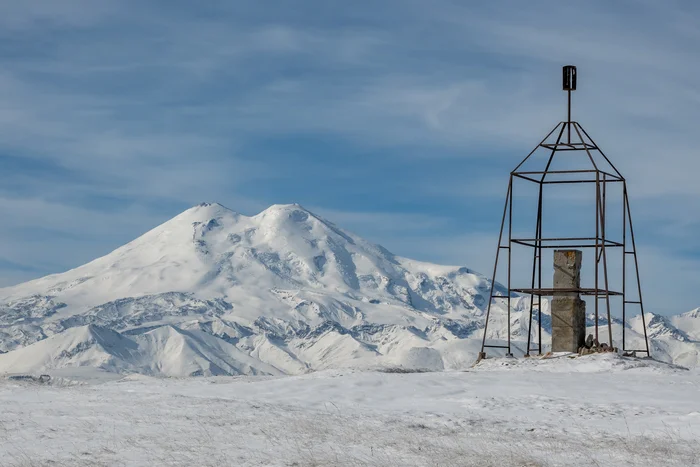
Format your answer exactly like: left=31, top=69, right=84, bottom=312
left=563, top=65, right=577, bottom=91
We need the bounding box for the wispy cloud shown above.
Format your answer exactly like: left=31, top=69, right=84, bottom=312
left=0, top=0, right=696, bottom=314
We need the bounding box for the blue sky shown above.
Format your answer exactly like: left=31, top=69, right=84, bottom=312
left=0, top=0, right=698, bottom=315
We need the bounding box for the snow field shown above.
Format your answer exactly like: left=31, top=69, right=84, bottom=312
left=1, top=354, right=698, bottom=467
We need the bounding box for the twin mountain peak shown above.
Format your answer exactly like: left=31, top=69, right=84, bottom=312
left=0, top=202, right=696, bottom=376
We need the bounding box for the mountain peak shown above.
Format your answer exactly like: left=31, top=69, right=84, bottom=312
left=1, top=200, right=697, bottom=376
left=264, top=203, right=306, bottom=211
left=190, top=201, right=236, bottom=215
left=255, top=203, right=312, bottom=218
left=181, top=202, right=315, bottom=224
left=169, top=202, right=240, bottom=226
left=252, top=203, right=324, bottom=230
left=682, top=308, right=700, bottom=318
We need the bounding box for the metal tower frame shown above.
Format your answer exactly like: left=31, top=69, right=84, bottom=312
left=479, top=66, right=651, bottom=358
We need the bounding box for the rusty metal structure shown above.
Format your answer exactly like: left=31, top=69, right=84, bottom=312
left=479, top=65, right=651, bottom=358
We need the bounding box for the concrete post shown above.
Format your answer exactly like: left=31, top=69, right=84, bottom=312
left=551, top=250, right=586, bottom=352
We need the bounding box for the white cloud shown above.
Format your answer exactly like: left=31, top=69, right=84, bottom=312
left=0, top=0, right=695, bottom=314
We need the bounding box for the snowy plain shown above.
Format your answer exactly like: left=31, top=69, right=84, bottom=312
left=1, top=353, right=699, bottom=467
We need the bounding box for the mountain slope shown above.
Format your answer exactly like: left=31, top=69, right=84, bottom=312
left=0, top=202, right=697, bottom=376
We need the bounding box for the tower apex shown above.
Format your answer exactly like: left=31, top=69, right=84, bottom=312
left=563, top=65, right=577, bottom=91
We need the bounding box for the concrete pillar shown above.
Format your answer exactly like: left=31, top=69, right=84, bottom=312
left=551, top=250, right=586, bottom=352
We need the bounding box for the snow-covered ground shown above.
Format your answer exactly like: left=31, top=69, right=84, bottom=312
left=1, top=353, right=698, bottom=467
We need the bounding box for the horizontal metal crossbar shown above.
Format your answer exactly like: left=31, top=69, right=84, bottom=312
left=511, top=237, right=623, bottom=249
left=512, top=237, right=622, bottom=244
left=542, top=179, right=624, bottom=185
left=512, top=287, right=623, bottom=296
left=516, top=169, right=596, bottom=174
left=483, top=345, right=510, bottom=349
left=540, top=143, right=598, bottom=151
left=512, top=169, right=623, bottom=181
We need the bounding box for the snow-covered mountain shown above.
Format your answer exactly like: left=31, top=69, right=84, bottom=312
left=0, top=202, right=697, bottom=376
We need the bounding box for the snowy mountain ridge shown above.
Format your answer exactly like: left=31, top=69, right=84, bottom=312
left=0, top=202, right=697, bottom=376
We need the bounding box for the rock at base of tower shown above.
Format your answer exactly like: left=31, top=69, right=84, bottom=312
left=552, top=250, right=586, bottom=353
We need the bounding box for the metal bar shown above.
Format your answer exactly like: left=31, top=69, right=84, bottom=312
left=595, top=170, right=600, bottom=342
left=540, top=146, right=591, bottom=151
left=512, top=287, right=623, bottom=296
left=480, top=180, right=512, bottom=354
left=526, top=175, right=545, bottom=355
left=512, top=173, right=541, bottom=184
left=573, top=123, right=599, bottom=171
left=541, top=142, right=577, bottom=148
left=513, top=122, right=564, bottom=172
left=507, top=174, right=513, bottom=355
left=622, top=183, right=627, bottom=352
left=511, top=239, right=537, bottom=248
left=598, top=171, right=623, bottom=181
left=541, top=244, right=609, bottom=249
left=515, top=169, right=599, bottom=175
left=514, top=237, right=599, bottom=241
left=543, top=180, right=599, bottom=185
left=526, top=240, right=538, bottom=355
left=540, top=143, right=598, bottom=150
left=575, top=122, right=624, bottom=178
left=537, top=222, right=543, bottom=355
left=567, top=91, right=571, bottom=143
left=521, top=243, right=620, bottom=249
left=542, top=179, right=623, bottom=185
left=518, top=169, right=621, bottom=177
left=599, top=172, right=614, bottom=347
left=601, top=241, right=625, bottom=248
left=625, top=189, right=651, bottom=357
left=483, top=345, right=510, bottom=349
left=514, top=169, right=622, bottom=181
left=534, top=122, right=566, bottom=357
left=512, top=237, right=623, bottom=245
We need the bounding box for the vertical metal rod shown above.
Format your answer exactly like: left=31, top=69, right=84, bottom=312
left=622, top=183, right=627, bottom=351
left=480, top=181, right=512, bottom=354
left=507, top=174, right=514, bottom=355
left=567, top=91, right=571, bottom=144
left=625, top=190, right=651, bottom=357
left=594, top=170, right=600, bottom=342
left=526, top=182, right=543, bottom=355
left=538, top=226, right=543, bottom=354
left=599, top=173, right=613, bottom=347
